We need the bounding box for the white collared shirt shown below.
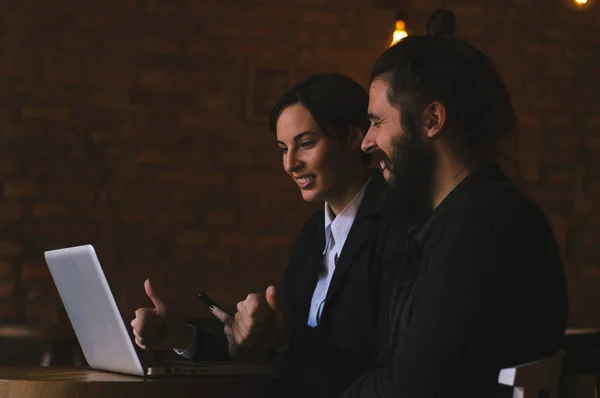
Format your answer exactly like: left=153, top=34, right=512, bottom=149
left=307, top=177, right=372, bottom=327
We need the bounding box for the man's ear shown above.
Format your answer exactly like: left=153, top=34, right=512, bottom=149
left=422, top=101, right=446, bottom=139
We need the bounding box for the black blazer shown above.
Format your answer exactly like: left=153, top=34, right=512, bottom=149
left=191, top=172, right=407, bottom=397
left=342, top=165, right=569, bottom=398
left=275, top=172, right=401, bottom=398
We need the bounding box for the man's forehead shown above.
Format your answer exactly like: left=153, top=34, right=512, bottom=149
left=369, top=80, right=393, bottom=110
left=369, top=79, right=388, bottom=93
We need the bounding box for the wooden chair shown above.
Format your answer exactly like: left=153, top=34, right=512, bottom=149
left=498, top=351, right=565, bottom=398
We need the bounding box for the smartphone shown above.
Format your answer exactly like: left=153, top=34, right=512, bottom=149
left=197, top=292, right=231, bottom=316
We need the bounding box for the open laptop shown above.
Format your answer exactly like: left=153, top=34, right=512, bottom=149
left=44, top=244, right=274, bottom=377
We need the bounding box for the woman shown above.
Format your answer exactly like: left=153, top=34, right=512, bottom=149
left=131, top=74, right=403, bottom=397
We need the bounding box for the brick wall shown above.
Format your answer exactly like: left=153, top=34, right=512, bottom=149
left=0, top=0, right=392, bottom=325
left=0, top=0, right=599, bottom=329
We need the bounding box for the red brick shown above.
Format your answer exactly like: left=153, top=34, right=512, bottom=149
left=175, top=231, right=209, bottom=246
left=1, top=50, right=36, bottom=80
left=519, top=161, right=541, bottom=183
left=88, top=60, right=133, bottom=88
left=205, top=23, right=245, bottom=37
left=186, top=38, right=212, bottom=55
left=298, top=27, right=313, bottom=43
left=335, top=28, right=356, bottom=43
left=0, top=262, right=12, bottom=278
left=199, top=92, right=233, bottom=112
left=204, top=249, right=232, bottom=266
left=141, top=35, right=181, bottom=54
left=0, top=161, right=21, bottom=177
left=532, top=98, right=562, bottom=111
left=136, top=70, right=179, bottom=95
left=565, top=46, right=596, bottom=60
left=178, top=111, right=228, bottom=130
left=45, top=183, right=96, bottom=202
left=0, top=202, right=26, bottom=220
left=21, top=262, right=51, bottom=280
left=120, top=209, right=151, bottom=224
left=0, top=241, right=21, bottom=256
left=3, top=181, right=39, bottom=199
left=25, top=303, right=58, bottom=324
left=584, top=117, right=600, bottom=133
left=184, top=1, right=227, bottom=16
left=241, top=212, right=277, bottom=230
left=589, top=138, right=600, bottom=149
left=33, top=203, right=69, bottom=217
left=145, top=0, right=181, bottom=14
left=256, top=194, right=304, bottom=210
left=583, top=233, right=600, bottom=248
left=94, top=89, right=131, bottom=110
left=254, top=235, right=291, bottom=251
left=0, top=303, right=18, bottom=320
left=574, top=194, right=592, bottom=214
left=523, top=42, right=543, bottom=56
left=3, top=119, right=45, bottom=137
left=157, top=171, right=226, bottom=185
left=111, top=185, right=207, bottom=203
left=218, top=232, right=251, bottom=248
left=545, top=44, right=563, bottom=57
left=204, top=210, right=237, bottom=226
left=547, top=169, right=574, bottom=185
left=52, top=88, right=95, bottom=105
left=135, top=149, right=179, bottom=165
left=22, top=105, right=72, bottom=121
left=41, top=51, right=85, bottom=85
left=546, top=147, right=581, bottom=165
left=301, top=10, right=341, bottom=26
left=547, top=116, right=573, bottom=130
left=70, top=204, right=115, bottom=222
left=583, top=266, right=600, bottom=278
left=0, top=281, right=16, bottom=299
left=23, top=162, right=53, bottom=179
left=21, top=221, right=96, bottom=244
left=156, top=209, right=196, bottom=225
left=546, top=64, right=577, bottom=78
left=170, top=246, right=204, bottom=262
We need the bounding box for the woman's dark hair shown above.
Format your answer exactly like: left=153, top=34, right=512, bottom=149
left=371, top=9, right=516, bottom=168
left=269, top=73, right=370, bottom=141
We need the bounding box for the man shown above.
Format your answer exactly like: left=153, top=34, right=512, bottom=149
left=340, top=8, right=568, bottom=397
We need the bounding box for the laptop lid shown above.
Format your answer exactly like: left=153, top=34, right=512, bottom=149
left=45, top=244, right=145, bottom=376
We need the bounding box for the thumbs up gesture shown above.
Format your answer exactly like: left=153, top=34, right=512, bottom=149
left=230, top=285, right=291, bottom=352
left=131, top=279, right=192, bottom=351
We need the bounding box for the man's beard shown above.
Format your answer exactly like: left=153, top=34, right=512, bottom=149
left=382, top=125, right=435, bottom=227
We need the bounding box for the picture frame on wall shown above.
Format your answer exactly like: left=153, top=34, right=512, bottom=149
left=246, top=64, right=295, bottom=122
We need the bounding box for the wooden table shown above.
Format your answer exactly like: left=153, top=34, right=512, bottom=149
left=0, top=367, right=277, bottom=398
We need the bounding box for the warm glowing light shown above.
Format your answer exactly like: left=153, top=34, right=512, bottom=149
left=391, top=20, right=408, bottom=46
left=574, top=0, right=588, bottom=4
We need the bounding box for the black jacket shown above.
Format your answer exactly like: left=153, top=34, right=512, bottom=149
left=192, top=172, right=408, bottom=398
left=276, top=172, right=399, bottom=398
left=342, top=165, right=569, bottom=398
